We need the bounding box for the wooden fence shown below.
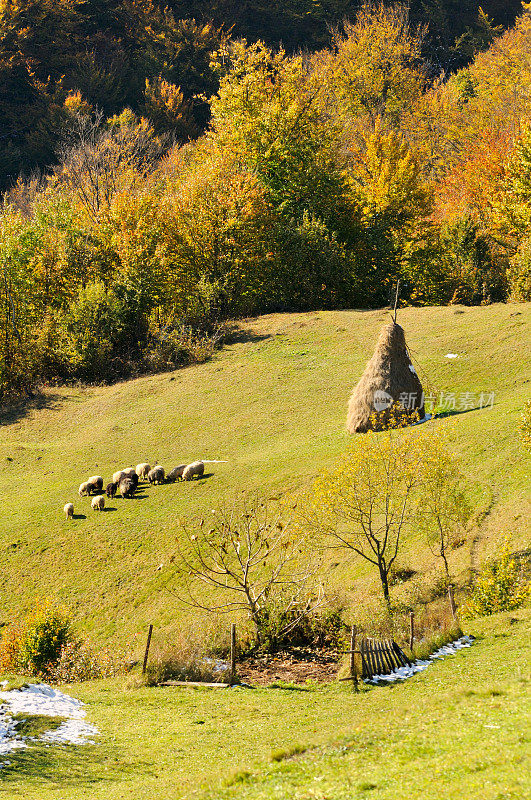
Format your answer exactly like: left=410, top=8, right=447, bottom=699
left=341, top=626, right=411, bottom=688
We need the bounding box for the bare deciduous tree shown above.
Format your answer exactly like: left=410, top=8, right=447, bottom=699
left=166, top=496, right=324, bottom=647
left=55, top=111, right=166, bottom=221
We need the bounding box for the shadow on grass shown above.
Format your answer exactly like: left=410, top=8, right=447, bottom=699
left=0, top=741, right=136, bottom=789
left=0, top=390, right=65, bottom=427
left=226, top=328, right=273, bottom=345
left=435, top=405, right=486, bottom=420
left=72, top=514, right=86, bottom=520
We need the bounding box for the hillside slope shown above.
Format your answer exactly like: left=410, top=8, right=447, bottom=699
left=0, top=304, right=529, bottom=642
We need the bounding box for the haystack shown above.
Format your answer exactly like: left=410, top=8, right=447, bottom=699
left=346, top=322, right=424, bottom=433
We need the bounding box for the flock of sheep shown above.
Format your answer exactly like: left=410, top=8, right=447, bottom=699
left=63, top=460, right=206, bottom=519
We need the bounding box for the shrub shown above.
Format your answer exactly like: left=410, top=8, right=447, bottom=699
left=461, top=543, right=531, bottom=618
left=0, top=602, right=73, bottom=677
left=248, top=602, right=347, bottom=654
left=46, top=640, right=121, bottom=683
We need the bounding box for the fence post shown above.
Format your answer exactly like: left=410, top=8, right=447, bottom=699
left=142, top=624, right=153, bottom=675
left=448, top=585, right=457, bottom=618
left=230, top=623, right=237, bottom=686
left=350, top=625, right=358, bottom=691
left=409, top=611, right=414, bottom=653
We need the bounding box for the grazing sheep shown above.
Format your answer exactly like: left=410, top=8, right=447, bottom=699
left=64, top=503, right=74, bottom=520
left=122, top=467, right=136, bottom=479
left=106, top=481, right=118, bottom=498
left=135, top=463, right=151, bottom=479
left=87, top=475, right=104, bottom=494
left=181, top=461, right=205, bottom=481
left=166, top=464, right=187, bottom=483
left=147, top=465, right=165, bottom=484
left=119, top=477, right=136, bottom=498
left=112, top=470, right=126, bottom=484
left=78, top=481, right=90, bottom=497
left=91, top=495, right=105, bottom=511
left=129, top=472, right=139, bottom=489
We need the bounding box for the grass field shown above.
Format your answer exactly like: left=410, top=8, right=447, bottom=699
left=0, top=607, right=528, bottom=799
left=0, top=303, right=529, bottom=646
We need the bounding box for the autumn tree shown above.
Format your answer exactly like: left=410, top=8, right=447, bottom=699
left=306, top=421, right=426, bottom=605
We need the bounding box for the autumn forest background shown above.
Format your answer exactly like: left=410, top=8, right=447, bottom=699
left=1, top=0, right=530, bottom=398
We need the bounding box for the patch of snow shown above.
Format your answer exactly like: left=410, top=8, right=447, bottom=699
left=413, top=413, right=433, bottom=426
left=364, top=635, right=474, bottom=685
left=445, top=353, right=459, bottom=359
left=0, top=684, right=97, bottom=761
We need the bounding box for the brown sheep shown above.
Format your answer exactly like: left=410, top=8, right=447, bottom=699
left=106, top=481, right=118, bottom=498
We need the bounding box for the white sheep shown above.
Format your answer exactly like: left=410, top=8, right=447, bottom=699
left=87, top=475, right=104, bottom=494
left=78, top=481, right=89, bottom=497
left=91, top=495, right=105, bottom=511
left=166, top=464, right=187, bottom=482
left=181, top=461, right=205, bottom=481
left=112, top=470, right=126, bottom=484
left=135, top=463, right=151, bottom=479
left=64, top=503, right=74, bottom=520
left=122, top=467, right=136, bottom=479
left=147, top=465, right=165, bottom=484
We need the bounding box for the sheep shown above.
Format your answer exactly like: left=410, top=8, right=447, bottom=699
left=91, top=494, right=105, bottom=511
left=87, top=475, right=104, bottom=495
left=78, top=481, right=90, bottom=497
left=129, top=472, right=139, bottom=489
left=166, top=464, right=187, bottom=483
left=119, top=477, right=136, bottom=498
left=147, top=465, right=165, bottom=484
left=135, top=463, right=151, bottom=479
left=64, top=502, right=74, bottom=520
left=112, top=470, right=126, bottom=484
left=106, top=481, right=118, bottom=498
left=181, top=461, right=205, bottom=481
left=122, top=467, right=136, bottom=479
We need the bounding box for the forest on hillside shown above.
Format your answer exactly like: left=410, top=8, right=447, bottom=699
left=0, top=0, right=530, bottom=398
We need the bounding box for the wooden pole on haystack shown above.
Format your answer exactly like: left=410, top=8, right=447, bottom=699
left=393, top=279, right=401, bottom=324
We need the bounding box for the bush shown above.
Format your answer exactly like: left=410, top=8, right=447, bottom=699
left=249, top=602, right=347, bottom=654
left=46, top=640, right=121, bottom=683
left=0, top=601, right=73, bottom=677
left=461, top=543, right=531, bottom=618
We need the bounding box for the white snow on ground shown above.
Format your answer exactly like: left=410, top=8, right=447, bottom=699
left=364, top=635, right=474, bottom=685
left=0, top=683, right=97, bottom=761
left=445, top=353, right=459, bottom=359
left=413, top=412, right=433, bottom=425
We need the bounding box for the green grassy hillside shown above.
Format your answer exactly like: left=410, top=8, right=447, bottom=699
left=0, top=304, right=529, bottom=644
left=0, top=608, right=528, bottom=800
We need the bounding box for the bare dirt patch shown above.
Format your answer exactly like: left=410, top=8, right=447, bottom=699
left=237, top=648, right=341, bottom=686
